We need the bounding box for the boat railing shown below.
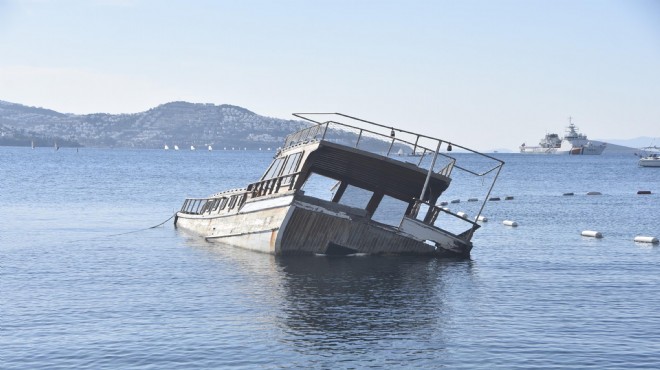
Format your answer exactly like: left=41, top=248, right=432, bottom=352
left=180, top=190, right=249, bottom=215
left=406, top=199, right=480, bottom=241
left=290, top=113, right=504, bottom=224
left=247, top=172, right=300, bottom=198
left=286, top=115, right=457, bottom=176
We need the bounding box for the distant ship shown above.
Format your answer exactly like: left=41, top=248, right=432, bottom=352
left=520, top=118, right=606, bottom=155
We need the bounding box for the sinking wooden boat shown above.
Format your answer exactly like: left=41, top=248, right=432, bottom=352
left=175, top=113, right=504, bottom=258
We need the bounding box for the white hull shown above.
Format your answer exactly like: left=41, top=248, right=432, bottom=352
left=176, top=192, right=471, bottom=257
left=639, top=158, right=660, bottom=167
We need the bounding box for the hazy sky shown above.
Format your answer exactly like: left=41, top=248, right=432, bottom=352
left=1, top=0, right=658, bottom=150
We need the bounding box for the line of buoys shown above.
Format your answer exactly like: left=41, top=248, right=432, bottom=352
left=503, top=220, right=518, bottom=227
left=637, top=190, right=652, bottom=195
left=634, top=236, right=659, bottom=244
left=581, top=230, right=603, bottom=238
left=586, top=192, right=602, bottom=196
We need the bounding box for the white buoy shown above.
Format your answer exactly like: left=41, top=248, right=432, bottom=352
left=587, top=192, right=602, bottom=196
left=581, top=230, right=603, bottom=238
left=457, top=211, right=469, bottom=219
left=503, top=220, right=518, bottom=227
left=634, top=236, right=659, bottom=244
left=476, top=215, right=488, bottom=222
left=442, top=207, right=450, bottom=212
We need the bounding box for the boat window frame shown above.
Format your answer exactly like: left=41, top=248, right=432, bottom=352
left=281, top=151, right=303, bottom=186
left=215, top=197, right=228, bottom=212
left=261, top=157, right=286, bottom=181
left=228, top=195, right=238, bottom=210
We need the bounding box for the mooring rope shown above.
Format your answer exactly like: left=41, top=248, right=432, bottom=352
left=67, top=213, right=177, bottom=243
left=104, top=213, right=177, bottom=237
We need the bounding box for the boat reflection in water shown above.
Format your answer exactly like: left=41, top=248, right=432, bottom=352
left=185, top=236, right=474, bottom=343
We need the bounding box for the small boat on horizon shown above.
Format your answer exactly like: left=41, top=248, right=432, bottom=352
left=164, top=144, right=169, bottom=150
left=174, top=145, right=179, bottom=151
left=638, top=146, right=660, bottom=167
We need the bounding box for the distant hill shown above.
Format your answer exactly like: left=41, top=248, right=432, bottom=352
left=596, top=136, right=657, bottom=149
left=0, top=100, right=310, bottom=149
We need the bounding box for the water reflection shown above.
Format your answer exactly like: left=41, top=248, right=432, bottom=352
left=276, top=256, right=473, bottom=342
left=185, top=232, right=476, bottom=349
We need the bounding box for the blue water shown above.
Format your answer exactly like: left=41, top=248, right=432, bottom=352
left=2, top=147, right=659, bottom=369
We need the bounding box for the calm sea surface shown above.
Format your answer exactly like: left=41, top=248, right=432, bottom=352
left=1, top=146, right=659, bottom=369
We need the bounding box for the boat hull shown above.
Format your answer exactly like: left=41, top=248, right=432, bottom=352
left=175, top=193, right=471, bottom=258
left=639, top=158, right=660, bottom=167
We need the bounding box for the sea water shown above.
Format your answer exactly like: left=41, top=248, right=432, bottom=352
left=1, top=147, right=659, bottom=369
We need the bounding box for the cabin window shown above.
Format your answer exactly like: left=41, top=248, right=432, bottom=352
left=301, top=173, right=337, bottom=201
left=262, top=157, right=285, bottom=180
left=281, top=152, right=303, bottom=185
left=338, top=185, right=372, bottom=209
left=282, top=152, right=302, bottom=176
left=372, top=196, right=409, bottom=227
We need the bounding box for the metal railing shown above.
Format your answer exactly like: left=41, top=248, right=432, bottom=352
left=247, top=172, right=300, bottom=198
left=289, top=113, right=504, bottom=226
left=406, top=198, right=480, bottom=241
left=180, top=191, right=248, bottom=215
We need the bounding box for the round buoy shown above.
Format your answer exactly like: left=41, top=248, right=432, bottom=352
left=634, top=236, right=659, bottom=244
left=477, top=215, right=488, bottom=222
left=503, top=220, right=518, bottom=227
left=505, top=196, right=514, bottom=200
left=586, top=192, right=602, bottom=196
left=563, top=192, right=574, bottom=196
left=457, top=211, right=468, bottom=219
left=581, top=230, right=603, bottom=238
left=637, top=190, right=652, bottom=195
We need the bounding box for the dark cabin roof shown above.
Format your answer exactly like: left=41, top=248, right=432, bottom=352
left=300, top=141, right=451, bottom=202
